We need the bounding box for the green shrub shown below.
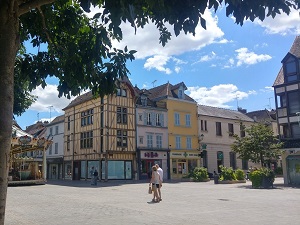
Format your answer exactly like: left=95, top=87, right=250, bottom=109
left=249, top=170, right=263, bottom=188
left=219, top=166, right=236, bottom=181
left=249, top=168, right=275, bottom=188
left=190, top=167, right=209, bottom=182
left=235, top=169, right=245, bottom=180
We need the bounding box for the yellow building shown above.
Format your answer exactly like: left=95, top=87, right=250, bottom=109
left=148, top=82, right=199, bottom=179
left=63, top=78, right=137, bottom=180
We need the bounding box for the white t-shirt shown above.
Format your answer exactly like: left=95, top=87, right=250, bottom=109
left=157, top=167, right=163, bottom=181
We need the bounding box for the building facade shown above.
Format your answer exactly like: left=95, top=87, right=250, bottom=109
left=198, top=105, right=255, bottom=174
left=63, top=78, right=137, bottom=180
left=273, top=36, right=300, bottom=185
left=135, top=88, right=169, bottom=180
left=45, top=115, right=64, bottom=179
left=147, top=82, right=200, bottom=179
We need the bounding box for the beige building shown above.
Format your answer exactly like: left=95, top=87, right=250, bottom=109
left=63, top=78, right=137, bottom=180
left=198, top=105, right=255, bottom=174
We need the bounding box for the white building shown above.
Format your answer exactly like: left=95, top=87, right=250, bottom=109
left=45, top=115, right=64, bottom=179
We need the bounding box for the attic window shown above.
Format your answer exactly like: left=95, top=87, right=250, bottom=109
left=285, top=57, right=297, bottom=82
left=141, top=95, right=147, bottom=106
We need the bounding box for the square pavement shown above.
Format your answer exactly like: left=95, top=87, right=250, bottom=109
left=5, top=178, right=300, bottom=225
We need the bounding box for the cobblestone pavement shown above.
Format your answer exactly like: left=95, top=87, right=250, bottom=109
left=5, top=178, right=300, bottom=225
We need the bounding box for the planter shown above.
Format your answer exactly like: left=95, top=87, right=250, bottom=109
left=218, top=180, right=246, bottom=184
left=261, top=177, right=274, bottom=189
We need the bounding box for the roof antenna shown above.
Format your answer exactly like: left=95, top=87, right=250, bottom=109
left=152, top=80, right=157, bottom=87
left=268, top=97, right=273, bottom=110
left=235, top=95, right=239, bottom=110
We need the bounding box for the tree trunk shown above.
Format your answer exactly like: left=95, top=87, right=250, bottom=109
left=0, top=1, right=19, bottom=224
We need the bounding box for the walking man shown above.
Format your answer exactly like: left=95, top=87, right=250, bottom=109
left=93, top=169, right=99, bottom=186
left=155, top=164, right=163, bottom=201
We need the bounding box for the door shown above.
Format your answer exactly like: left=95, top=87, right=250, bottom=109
left=178, top=162, right=187, bottom=175
left=287, top=157, right=300, bottom=185
left=73, top=161, right=81, bottom=180
left=50, top=164, right=58, bottom=179
left=125, top=161, right=132, bottom=179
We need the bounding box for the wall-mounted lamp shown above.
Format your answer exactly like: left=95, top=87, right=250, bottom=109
left=198, top=134, right=204, bottom=142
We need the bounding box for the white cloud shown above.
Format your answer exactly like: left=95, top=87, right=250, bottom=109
left=187, top=84, right=254, bottom=108
left=174, top=66, right=181, bottom=73
left=199, top=51, right=216, bottom=62
left=113, top=10, right=224, bottom=59
left=235, top=48, right=272, bottom=67
left=255, top=9, right=300, bottom=35
left=29, top=85, right=74, bottom=113
left=144, top=55, right=172, bottom=74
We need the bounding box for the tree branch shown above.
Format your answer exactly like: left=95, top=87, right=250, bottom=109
left=18, top=0, right=56, bottom=16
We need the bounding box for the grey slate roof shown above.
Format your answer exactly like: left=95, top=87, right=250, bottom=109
left=273, top=36, right=300, bottom=86
left=198, top=105, right=254, bottom=122
left=246, top=109, right=276, bottom=123
left=147, top=82, right=195, bottom=102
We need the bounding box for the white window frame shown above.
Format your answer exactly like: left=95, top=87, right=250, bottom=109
left=175, top=136, right=181, bottom=149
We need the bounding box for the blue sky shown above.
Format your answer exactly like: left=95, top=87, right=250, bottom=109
left=15, top=7, right=300, bottom=130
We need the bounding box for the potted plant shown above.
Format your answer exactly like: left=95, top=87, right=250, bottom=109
left=249, top=168, right=275, bottom=189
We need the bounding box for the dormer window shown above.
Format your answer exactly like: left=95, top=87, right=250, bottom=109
left=141, top=95, right=147, bottom=106
left=178, top=86, right=184, bottom=99
left=284, top=57, right=298, bottom=82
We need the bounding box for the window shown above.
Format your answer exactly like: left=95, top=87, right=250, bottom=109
left=55, top=126, right=59, bottom=135
left=217, top=151, right=224, bottom=173
left=202, top=150, right=208, bottom=168
left=156, top=135, right=162, bottom=148
left=228, top=123, right=234, bottom=136
left=139, top=136, right=143, bottom=144
left=176, top=136, right=181, bottom=149
left=147, top=113, right=152, bottom=125
left=178, top=90, right=183, bottom=99
left=49, top=127, right=53, bottom=136
left=147, top=134, right=153, bottom=148
left=291, top=123, right=300, bottom=139
left=117, top=107, right=127, bottom=124
left=216, top=122, right=222, bottom=136
left=117, top=88, right=127, bottom=97
left=185, top=114, right=191, bottom=127
left=285, top=57, right=297, bottom=82
left=229, top=152, right=237, bottom=170
left=201, top=120, right=207, bottom=131
left=156, top=113, right=164, bottom=126
left=141, top=95, right=147, bottom=106
left=81, top=109, right=94, bottom=126
left=67, top=116, right=70, bottom=131
left=288, top=91, right=300, bottom=114
left=174, top=113, right=180, bottom=126
left=117, top=130, right=127, bottom=147
left=186, top=136, right=192, bottom=149
left=242, top=159, right=248, bottom=170
left=55, top=143, right=58, bottom=154
left=240, top=123, right=245, bottom=137
left=276, top=94, right=287, bottom=108
left=67, top=135, right=70, bottom=151
left=80, top=131, right=93, bottom=148
left=49, top=144, right=52, bottom=155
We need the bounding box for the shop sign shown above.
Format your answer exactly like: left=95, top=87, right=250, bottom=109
left=19, top=136, right=31, bottom=145
left=144, top=152, right=158, bottom=158
left=171, top=152, right=199, bottom=158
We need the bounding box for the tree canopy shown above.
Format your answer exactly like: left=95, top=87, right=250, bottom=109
left=1, top=0, right=300, bottom=224
left=231, top=123, right=283, bottom=167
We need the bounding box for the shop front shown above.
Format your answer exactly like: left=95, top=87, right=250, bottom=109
left=139, top=150, right=169, bottom=180
left=171, top=151, right=200, bottom=179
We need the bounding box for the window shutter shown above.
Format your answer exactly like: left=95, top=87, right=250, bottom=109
left=160, top=114, right=164, bottom=127
left=143, top=112, right=147, bottom=125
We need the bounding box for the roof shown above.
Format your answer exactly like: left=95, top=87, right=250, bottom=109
left=246, top=109, right=276, bottom=123
left=273, top=36, right=300, bottom=86
left=64, top=77, right=137, bottom=110
left=198, top=105, right=254, bottom=122
left=147, top=82, right=195, bottom=102
left=49, top=115, right=65, bottom=125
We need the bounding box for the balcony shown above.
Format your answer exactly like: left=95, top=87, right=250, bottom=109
left=281, top=138, right=300, bottom=149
